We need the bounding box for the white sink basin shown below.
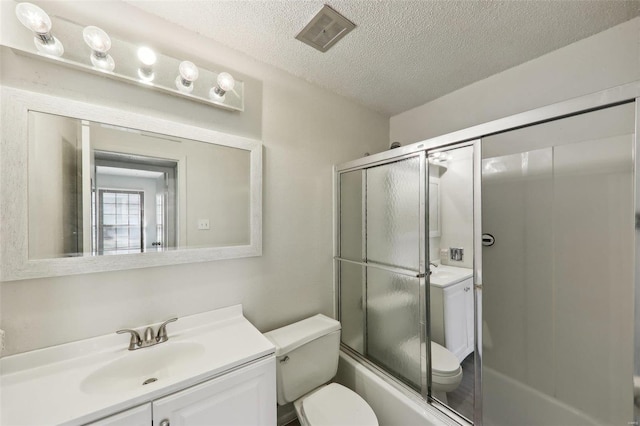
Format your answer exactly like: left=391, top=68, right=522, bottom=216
left=429, top=265, right=473, bottom=287
left=81, top=341, right=206, bottom=395
left=431, top=270, right=458, bottom=281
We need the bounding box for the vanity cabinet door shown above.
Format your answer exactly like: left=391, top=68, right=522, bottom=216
left=85, top=404, right=151, bottom=426
left=443, top=281, right=468, bottom=360
left=153, top=356, right=276, bottom=426
left=436, top=277, right=474, bottom=362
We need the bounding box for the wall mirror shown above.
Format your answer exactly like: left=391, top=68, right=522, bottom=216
left=1, top=87, right=262, bottom=281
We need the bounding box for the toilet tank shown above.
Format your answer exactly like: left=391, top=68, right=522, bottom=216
left=264, top=314, right=341, bottom=405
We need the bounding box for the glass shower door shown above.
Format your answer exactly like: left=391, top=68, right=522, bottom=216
left=338, top=154, right=426, bottom=391
left=481, top=103, right=636, bottom=425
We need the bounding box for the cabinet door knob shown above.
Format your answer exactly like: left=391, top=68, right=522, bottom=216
left=160, top=420, right=170, bottom=426
left=464, top=287, right=470, bottom=292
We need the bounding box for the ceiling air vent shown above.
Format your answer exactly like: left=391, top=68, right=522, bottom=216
left=295, top=5, right=356, bottom=53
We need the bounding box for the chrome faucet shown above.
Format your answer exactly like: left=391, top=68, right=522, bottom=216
left=429, top=262, right=439, bottom=268
left=117, top=318, right=178, bottom=351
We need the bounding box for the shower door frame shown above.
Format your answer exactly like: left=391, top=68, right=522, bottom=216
left=334, top=80, right=640, bottom=425
left=334, top=151, right=430, bottom=397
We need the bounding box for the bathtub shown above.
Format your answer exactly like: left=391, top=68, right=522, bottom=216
left=334, top=350, right=460, bottom=426
left=482, top=367, right=601, bottom=426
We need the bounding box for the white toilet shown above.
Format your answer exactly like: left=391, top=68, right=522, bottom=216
left=264, top=314, right=378, bottom=426
left=430, top=341, right=463, bottom=403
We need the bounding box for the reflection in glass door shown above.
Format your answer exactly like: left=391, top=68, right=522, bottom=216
left=481, top=103, right=636, bottom=425
left=427, top=144, right=476, bottom=421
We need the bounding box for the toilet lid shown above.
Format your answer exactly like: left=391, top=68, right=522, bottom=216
left=302, top=383, right=378, bottom=426
left=431, top=342, right=461, bottom=376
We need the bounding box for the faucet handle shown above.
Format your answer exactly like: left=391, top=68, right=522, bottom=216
left=156, top=317, right=178, bottom=343
left=117, top=329, right=142, bottom=350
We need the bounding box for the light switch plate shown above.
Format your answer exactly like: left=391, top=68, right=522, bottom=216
left=198, top=219, right=210, bottom=230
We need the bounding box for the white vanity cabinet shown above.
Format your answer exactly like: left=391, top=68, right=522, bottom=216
left=87, top=357, right=275, bottom=426
left=88, top=404, right=151, bottom=426
left=153, top=357, right=275, bottom=426
left=430, top=276, right=474, bottom=362
left=1, top=306, right=277, bottom=426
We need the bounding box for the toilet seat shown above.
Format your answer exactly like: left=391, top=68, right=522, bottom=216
left=296, top=383, right=378, bottom=426
left=431, top=342, right=461, bottom=376
left=431, top=342, right=463, bottom=391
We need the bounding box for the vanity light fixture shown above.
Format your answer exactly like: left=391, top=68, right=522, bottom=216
left=83, top=26, right=115, bottom=72
left=209, top=72, right=235, bottom=101
left=175, top=61, right=199, bottom=93
left=11, top=7, right=244, bottom=111
left=15, top=2, right=64, bottom=57
left=137, top=46, right=157, bottom=82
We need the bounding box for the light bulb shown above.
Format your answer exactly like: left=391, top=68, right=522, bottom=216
left=175, top=61, right=198, bottom=93
left=210, top=72, right=235, bottom=101
left=15, top=2, right=64, bottom=57
left=137, top=46, right=156, bottom=82
left=137, top=46, right=156, bottom=66
left=83, top=26, right=111, bottom=53
left=83, top=26, right=114, bottom=71
left=15, top=2, right=51, bottom=33
left=217, top=72, right=235, bottom=92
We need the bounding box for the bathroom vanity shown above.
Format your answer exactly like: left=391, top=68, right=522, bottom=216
left=429, top=265, right=474, bottom=362
left=0, top=305, right=276, bottom=426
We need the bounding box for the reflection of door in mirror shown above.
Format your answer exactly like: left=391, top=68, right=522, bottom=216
left=93, top=151, right=178, bottom=255
left=28, top=113, right=84, bottom=260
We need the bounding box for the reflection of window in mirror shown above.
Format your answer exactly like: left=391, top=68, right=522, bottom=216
left=98, top=190, right=144, bottom=255
left=93, top=151, right=177, bottom=255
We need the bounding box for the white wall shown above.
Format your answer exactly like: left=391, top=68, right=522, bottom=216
left=0, top=1, right=388, bottom=355
left=390, top=17, right=640, bottom=144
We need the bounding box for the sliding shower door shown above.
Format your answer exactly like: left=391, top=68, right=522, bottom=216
left=481, top=103, right=636, bottom=425
left=338, top=154, right=427, bottom=391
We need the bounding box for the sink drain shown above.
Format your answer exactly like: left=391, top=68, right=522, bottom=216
left=142, top=377, right=158, bottom=385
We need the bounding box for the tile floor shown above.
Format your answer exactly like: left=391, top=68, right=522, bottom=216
left=447, top=352, right=475, bottom=421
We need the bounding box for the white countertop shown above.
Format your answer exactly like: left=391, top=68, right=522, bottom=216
left=429, top=264, right=473, bottom=288
left=0, top=305, right=275, bottom=426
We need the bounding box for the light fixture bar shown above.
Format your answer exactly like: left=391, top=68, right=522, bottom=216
left=8, top=3, right=244, bottom=112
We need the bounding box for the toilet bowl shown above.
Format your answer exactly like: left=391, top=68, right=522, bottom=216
left=431, top=341, right=463, bottom=403
left=293, top=383, right=378, bottom=426
left=396, top=337, right=463, bottom=397
left=264, top=314, right=378, bottom=426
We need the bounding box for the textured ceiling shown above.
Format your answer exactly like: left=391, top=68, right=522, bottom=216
left=127, top=1, right=639, bottom=116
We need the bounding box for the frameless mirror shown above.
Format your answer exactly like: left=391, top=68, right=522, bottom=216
left=28, top=111, right=252, bottom=259
left=0, top=87, right=261, bottom=281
